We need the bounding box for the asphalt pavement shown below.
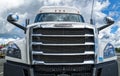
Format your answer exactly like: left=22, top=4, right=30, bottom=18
left=117, top=56, right=120, bottom=76
left=0, top=59, right=5, bottom=76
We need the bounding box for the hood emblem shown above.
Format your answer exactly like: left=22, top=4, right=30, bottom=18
left=54, top=24, right=72, bottom=27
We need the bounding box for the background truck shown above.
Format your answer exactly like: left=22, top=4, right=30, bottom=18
left=4, top=6, right=118, bottom=76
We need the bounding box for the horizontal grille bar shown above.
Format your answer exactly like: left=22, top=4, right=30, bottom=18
left=33, top=60, right=94, bottom=65
left=33, top=55, right=94, bottom=63
left=32, top=42, right=94, bottom=46
left=32, top=51, right=94, bottom=56
left=32, top=34, right=94, bottom=37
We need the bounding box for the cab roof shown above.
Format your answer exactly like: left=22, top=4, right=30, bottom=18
left=38, top=6, right=80, bottom=14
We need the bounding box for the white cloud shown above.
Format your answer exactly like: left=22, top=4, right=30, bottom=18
left=0, top=0, right=24, bottom=15
left=44, top=0, right=61, bottom=5
left=0, top=0, right=25, bottom=34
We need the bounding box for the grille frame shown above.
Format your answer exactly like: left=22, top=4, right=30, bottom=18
left=30, top=26, right=95, bottom=65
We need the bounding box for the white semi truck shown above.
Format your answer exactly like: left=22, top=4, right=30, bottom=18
left=4, top=6, right=118, bottom=76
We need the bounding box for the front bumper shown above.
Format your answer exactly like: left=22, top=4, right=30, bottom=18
left=4, top=60, right=118, bottom=76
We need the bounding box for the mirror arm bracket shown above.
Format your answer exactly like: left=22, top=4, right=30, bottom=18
left=98, top=24, right=110, bottom=31
left=97, top=21, right=114, bottom=32
left=7, top=20, right=27, bottom=32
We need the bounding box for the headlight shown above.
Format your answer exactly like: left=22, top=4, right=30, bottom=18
left=6, top=42, right=21, bottom=59
left=104, top=43, right=115, bottom=58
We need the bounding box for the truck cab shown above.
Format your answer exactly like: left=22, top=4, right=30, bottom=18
left=4, top=6, right=118, bottom=76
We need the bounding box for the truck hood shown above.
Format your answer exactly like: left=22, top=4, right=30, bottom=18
left=27, top=22, right=95, bottom=29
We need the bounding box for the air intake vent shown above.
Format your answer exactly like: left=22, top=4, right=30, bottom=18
left=33, top=65, right=93, bottom=76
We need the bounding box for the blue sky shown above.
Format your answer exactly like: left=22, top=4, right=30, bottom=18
left=110, top=25, right=119, bottom=33
left=106, top=0, right=120, bottom=19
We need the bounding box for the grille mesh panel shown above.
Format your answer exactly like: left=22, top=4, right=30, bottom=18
left=34, top=65, right=93, bottom=72
left=33, top=55, right=94, bottom=63
left=33, top=28, right=93, bottom=35
left=34, top=65, right=93, bottom=76
left=32, top=36, right=85, bottom=44
left=32, top=45, right=94, bottom=53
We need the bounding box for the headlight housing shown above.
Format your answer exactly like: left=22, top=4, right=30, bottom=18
left=104, top=43, right=116, bottom=58
left=6, top=42, right=21, bottom=59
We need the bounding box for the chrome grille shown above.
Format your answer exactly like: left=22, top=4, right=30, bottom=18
left=31, top=27, right=95, bottom=65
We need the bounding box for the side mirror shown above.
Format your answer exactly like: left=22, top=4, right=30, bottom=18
left=104, top=17, right=114, bottom=25
left=98, top=17, right=114, bottom=32
left=7, top=14, right=26, bottom=32
left=7, top=14, right=19, bottom=22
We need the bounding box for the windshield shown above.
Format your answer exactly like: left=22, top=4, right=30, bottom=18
left=35, top=13, right=84, bottom=22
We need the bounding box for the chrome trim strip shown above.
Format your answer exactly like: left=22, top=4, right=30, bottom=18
left=32, top=51, right=95, bottom=56
left=32, top=42, right=95, bottom=46
left=32, top=60, right=94, bottom=65
left=32, top=34, right=94, bottom=37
